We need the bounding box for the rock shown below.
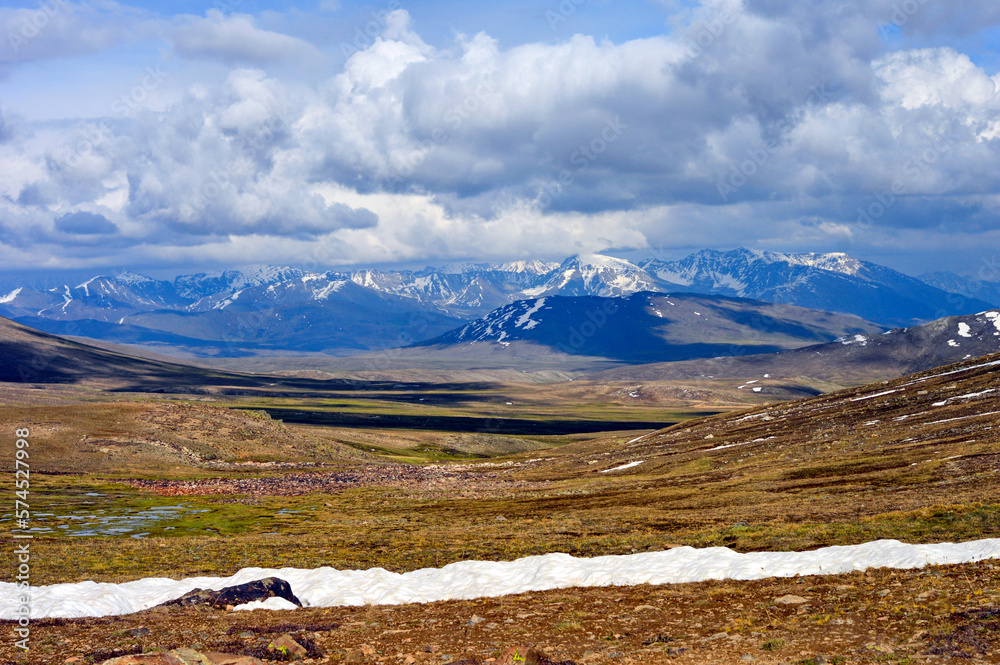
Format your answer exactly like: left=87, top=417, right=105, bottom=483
left=101, top=652, right=266, bottom=665
left=403, top=657, right=416, bottom=665
left=203, top=655, right=266, bottom=665
left=173, top=649, right=211, bottom=665
left=467, top=615, right=485, bottom=627
left=268, top=635, right=308, bottom=659
left=128, top=627, right=151, bottom=638
left=159, top=577, right=302, bottom=610
left=495, top=646, right=546, bottom=665
left=774, top=594, right=810, bottom=605
left=101, top=656, right=185, bottom=665
left=344, top=650, right=365, bottom=663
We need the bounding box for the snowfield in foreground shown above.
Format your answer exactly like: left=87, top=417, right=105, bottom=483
left=5, top=539, right=1000, bottom=619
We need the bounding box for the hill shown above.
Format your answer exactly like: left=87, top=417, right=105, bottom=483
left=411, top=291, right=882, bottom=364
left=593, top=308, right=1000, bottom=388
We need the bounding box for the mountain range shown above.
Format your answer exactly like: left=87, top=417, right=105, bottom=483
left=0, top=249, right=993, bottom=357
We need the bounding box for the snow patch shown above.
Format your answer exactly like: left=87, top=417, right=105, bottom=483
left=233, top=597, right=299, bottom=612
left=0, top=287, right=21, bottom=304
left=849, top=389, right=897, bottom=402
left=984, top=311, right=1000, bottom=335
left=11, top=539, right=998, bottom=619
left=958, top=322, right=972, bottom=338
left=600, top=461, right=644, bottom=473
left=931, top=389, right=995, bottom=407
left=515, top=298, right=547, bottom=330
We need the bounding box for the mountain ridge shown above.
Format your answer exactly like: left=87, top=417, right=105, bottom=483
left=0, top=249, right=990, bottom=356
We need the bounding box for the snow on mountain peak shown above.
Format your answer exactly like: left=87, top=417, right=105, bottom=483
left=0, top=287, right=22, bottom=304
left=498, top=259, right=560, bottom=275
left=780, top=251, right=864, bottom=276
left=114, top=271, right=157, bottom=286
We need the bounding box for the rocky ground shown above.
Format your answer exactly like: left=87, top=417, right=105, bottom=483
left=118, top=463, right=550, bottom=498
left=3, top=559, right=998, bottom=665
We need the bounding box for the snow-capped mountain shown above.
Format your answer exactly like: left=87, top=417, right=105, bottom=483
left=523, top=254, right=670, bottom=298
left=415, top=292, right=882, bottom=364
left=0, top=250, right=989, bottom=356
left=640, top=248, right=994, bottom=327
left=175, top=266, right=307, bottom=301
left=919, top=271, right=1000, bottom=308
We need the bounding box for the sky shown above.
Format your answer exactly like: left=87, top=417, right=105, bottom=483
left=2, top=0, right=1000, bottom=277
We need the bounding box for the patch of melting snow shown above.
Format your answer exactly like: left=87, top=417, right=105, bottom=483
left=958, top=322, right=972, bottom=338
left=0, top=287, right=21, bottom=304
left=932, top=388, right=996, bottom=407
left=948, top=340, right=959, bottom=347
left=928, top=410, right=1000, bottom=425
left=850, top=389, right=898, bottom=402
left=733, top=413, right=766, bottom=423
left=515, top=298, right=547, bottom=330
left=600, top=461, right=644, bottom=473
left=7, top=539, right=1000, bottom=619
left=752, top=387, right=762, bottom=392
left=984, top=311, right=1000, bottom=334
left=902, top=359, right=1000, bottom=386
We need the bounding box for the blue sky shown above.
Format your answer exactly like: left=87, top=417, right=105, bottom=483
left=2, top=0, right=1000, bottom=276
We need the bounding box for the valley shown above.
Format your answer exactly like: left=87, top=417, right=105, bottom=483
left=1, top=305, right=999, bottom=663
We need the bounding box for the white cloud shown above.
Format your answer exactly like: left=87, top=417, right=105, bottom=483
left=169, top=10, right=323, bottom=65
left=0, top=1, right=154, bottom=65
left=3, top=4, right=1000, bottom=270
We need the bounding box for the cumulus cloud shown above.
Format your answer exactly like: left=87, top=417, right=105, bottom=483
left=2, top=2, right=1000, bottom=270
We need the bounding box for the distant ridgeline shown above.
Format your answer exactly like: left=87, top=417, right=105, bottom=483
left=0, top=249, right=992, bottom=358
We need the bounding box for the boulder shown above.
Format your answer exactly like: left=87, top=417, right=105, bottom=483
left=159, top=577, right=302, bottom=610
